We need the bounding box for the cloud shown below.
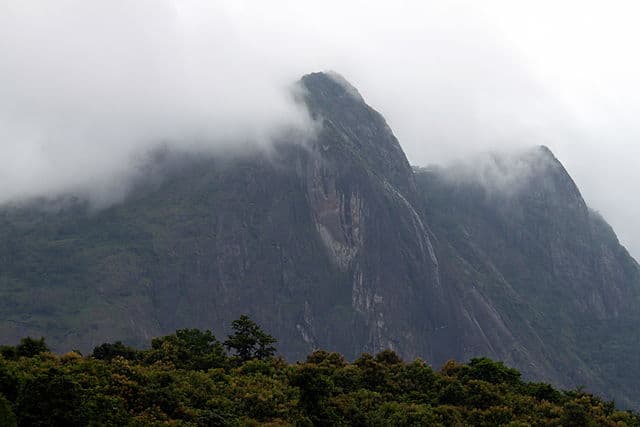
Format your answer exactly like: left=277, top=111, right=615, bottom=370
left=421, top=147, right=563, bottom=200
left=0, top=0, right=313, bottom=205
left=1, top=0, right=639, bottom=257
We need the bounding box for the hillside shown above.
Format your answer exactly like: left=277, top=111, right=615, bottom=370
left=1, top=72, right=640, bottom=408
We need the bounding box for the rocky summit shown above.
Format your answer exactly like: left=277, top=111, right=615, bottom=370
left=1, top=72, right=640, bottom=408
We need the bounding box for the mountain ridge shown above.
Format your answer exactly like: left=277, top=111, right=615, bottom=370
left=1, top=72, right=640, bottom=408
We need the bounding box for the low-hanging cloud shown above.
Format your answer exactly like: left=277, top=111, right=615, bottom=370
left=1, top=1, right=639, bottom=257
left=421, top=147, right=562, bottom=199
left=0, top=0, right=557, bottom=204
left=0, top=1, right=314, bottom=205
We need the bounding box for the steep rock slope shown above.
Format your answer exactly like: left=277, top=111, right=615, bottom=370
left=301, top=75, right=558, bottom=368
left=0, top=73, right=450, bottom=361
left=416, top=147, right=640, bottom=407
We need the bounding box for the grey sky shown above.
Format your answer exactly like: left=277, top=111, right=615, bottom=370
left=1, top=1, right=639, bottom=256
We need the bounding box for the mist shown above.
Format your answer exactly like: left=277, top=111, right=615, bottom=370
left=1, top=1, right=639, bottom=257
left=0, top=1, right=314, bottom=205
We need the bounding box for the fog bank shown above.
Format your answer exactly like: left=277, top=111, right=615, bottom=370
left=1, top=1, right=639, bottom=257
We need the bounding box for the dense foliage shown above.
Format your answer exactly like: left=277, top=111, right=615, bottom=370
left=0, top=317, right=637, bottom=426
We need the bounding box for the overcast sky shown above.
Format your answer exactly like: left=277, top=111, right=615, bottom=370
left=1, top=0, right=639, bottom=256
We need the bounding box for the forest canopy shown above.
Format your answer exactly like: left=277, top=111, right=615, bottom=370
left=0, top=316, right=637, bottom=426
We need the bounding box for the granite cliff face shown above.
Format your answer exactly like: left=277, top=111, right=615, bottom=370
left=416, top=147, right=640, bottom=407
left=1, top=72, right=640, bottom=407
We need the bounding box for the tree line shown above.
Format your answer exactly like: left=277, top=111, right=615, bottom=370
left=0, top=315, right=638, bottom=426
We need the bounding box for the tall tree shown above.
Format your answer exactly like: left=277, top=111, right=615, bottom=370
left=224, top=315, right=277, bottom=362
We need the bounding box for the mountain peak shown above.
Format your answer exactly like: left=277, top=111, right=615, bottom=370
left=300, top=71, right=364, bottom=103
left=536, top=144, right=555, bottom=157
left=298, top=71, right=415, bottom=198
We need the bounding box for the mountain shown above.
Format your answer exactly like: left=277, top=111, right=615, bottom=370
left=1, top=72, right=640, bottom=408
left=416, top=148, right=640, bottom=408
